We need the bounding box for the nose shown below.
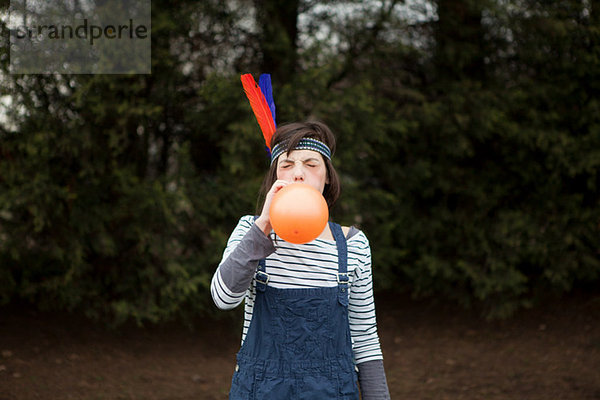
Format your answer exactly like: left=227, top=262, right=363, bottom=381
left=292, top=163, right=305, bottom=182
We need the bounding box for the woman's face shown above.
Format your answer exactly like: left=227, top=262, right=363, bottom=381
left=275, top=149, right=329, bottom=193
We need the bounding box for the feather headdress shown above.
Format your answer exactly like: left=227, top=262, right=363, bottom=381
left=241, top=73, right=277, bottom=154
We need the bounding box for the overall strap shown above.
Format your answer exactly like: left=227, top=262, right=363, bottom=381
left=253, top=216, right=269, bottom=292
left=329, top=222, right=349, bottom=306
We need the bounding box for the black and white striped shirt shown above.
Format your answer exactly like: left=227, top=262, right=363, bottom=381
left=211, top=215, right=384, bottom=364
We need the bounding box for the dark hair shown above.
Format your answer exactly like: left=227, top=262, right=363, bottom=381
left=256, top=121, right=341, bottom=214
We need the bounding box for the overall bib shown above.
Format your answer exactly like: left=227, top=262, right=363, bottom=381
left=229, top=222, right=360, bottom=400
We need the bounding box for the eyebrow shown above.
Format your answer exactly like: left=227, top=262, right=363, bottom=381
left=279, top=157, right=322, bottom=164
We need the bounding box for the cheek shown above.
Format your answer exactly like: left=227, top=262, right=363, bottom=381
left=320, top=166, right=329, bottom=181
left=310, top=168, right=328, bottom=185
left=276, top=169, right=291, bottom=181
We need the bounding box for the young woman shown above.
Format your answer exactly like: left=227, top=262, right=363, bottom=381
left=211, top=121, right=391, bottom=399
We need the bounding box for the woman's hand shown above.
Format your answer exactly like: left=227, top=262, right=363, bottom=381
left=255, top=180, right=289, bottom=236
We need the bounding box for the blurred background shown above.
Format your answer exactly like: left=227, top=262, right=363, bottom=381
left=0, top=0, right=599, bottom=399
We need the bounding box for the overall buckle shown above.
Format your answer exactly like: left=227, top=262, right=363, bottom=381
left=337, top=272, right=349, bottom=284
left=256, top=271, right=270, bottom=285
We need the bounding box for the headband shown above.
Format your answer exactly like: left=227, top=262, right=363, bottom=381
left=270, top=138, right=332, bottom=165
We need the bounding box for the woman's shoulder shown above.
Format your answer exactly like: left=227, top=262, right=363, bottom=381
left=342, top=226, right=351, bottom=237
left=230, top=215, right=256, bottom=235
left=345, top=226, right=369, bottom=246
left=344, top=227, right=371, bottom=267
left=239, top=214, right=257, bottom=224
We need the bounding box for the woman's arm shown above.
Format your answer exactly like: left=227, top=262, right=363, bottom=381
left=210, top=216, right=275, bottom=310
left=211, top=181, right=288, bottom=309
left=348, top=231, right=391, bottom=399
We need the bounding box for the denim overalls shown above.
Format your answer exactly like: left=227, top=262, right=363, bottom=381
left=229, top=222, right=360, bottom=399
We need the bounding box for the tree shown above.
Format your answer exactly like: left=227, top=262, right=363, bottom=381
left=1, top=0, right=598, bottom=324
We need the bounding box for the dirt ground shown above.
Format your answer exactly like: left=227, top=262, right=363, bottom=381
left=1, top=292, right=599, bottom=400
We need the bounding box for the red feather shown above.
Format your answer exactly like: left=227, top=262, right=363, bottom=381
left=241, top=74, right=276, bottom=150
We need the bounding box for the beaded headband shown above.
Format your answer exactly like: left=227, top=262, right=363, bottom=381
left=270, top=138, right=332, bottom=165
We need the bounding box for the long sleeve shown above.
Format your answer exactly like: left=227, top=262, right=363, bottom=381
left=358, top=359, right=391, bottom=400
left=210, top=216, right=275, bottom=310
left=348, top=232, right=384, bottom=364
left=348, top=232, right=390, bottom=398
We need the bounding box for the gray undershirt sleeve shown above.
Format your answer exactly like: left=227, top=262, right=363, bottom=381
left=218, top=222, right=276, bottom=293
left=357, top=359, right=391, bottom=400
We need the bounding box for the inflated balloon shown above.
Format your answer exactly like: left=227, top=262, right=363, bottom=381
left=270, top=183, right=329, bottom=244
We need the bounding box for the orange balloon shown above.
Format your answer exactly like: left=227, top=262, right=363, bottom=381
left=269, top=183, right=329, bottom=244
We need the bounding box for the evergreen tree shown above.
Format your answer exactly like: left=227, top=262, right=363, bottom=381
left=1, top=0, right=598, bottom=324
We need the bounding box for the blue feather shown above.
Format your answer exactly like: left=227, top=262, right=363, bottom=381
left=258, top=74, right=276, bottom=127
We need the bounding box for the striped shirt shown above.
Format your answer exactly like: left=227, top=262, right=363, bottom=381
left=211, top=215, right=384, bottom=364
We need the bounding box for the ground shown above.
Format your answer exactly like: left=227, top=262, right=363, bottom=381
left=1, top=292, right=599, bottom=400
